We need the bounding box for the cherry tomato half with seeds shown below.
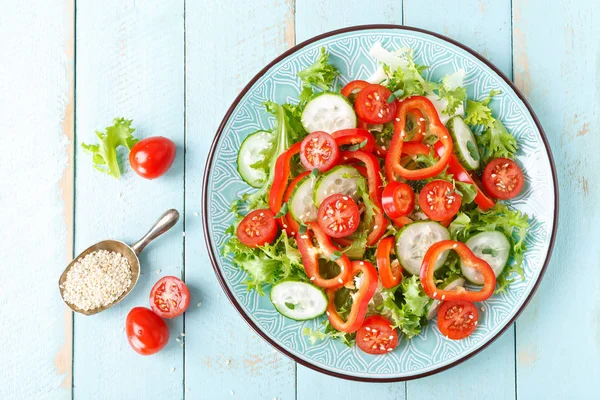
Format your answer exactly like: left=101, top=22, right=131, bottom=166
left=354, top=84, right=397, bottom=124
left=356, top=315, right=399, bottom=354
left=236, top=209, right=278, bottom=248
left=419, top=180, right=462, bottom=221
left=129, top=136, right=176, bottom=179
left=300, top=131, right=340, bottom=172
left=482, top=158, right=524, bottom=200
left=437, top=301, right=479, bottom=340
left=382, top=181, right=415, bottom=219
left=150, top=276, right=190, bottom=319
left=317, top=194, right=360, bottom=238
left=126, top=307, right=169, bottom=355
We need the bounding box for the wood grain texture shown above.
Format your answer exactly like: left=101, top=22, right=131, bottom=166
left=295, top=1, right=405, bottom=398
left=74, top=1, right=185, bottom=399
left=184, top=1, right=296, bottom=399
left=513, top=0, right=600, bottom=397
left=404, top=1, right=516, bottom=399
left=0, top=1, right=73, bottom=398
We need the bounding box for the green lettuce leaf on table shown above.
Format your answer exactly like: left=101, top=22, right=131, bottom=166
left=81, top=118, right=138, bottom=178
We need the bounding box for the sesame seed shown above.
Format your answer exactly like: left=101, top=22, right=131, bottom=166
left=419, top=118, right=425, bottom=122
left=180, top=332, right=185, bottom=337
left=388, top=335, right=394, bottom=340
left=182, top=231, right=186, bottom=237
left=433, top=291, right=438, bottom=297
left=343, top=196, right=349, bottom=200
left=474, top=321, right=478, bottom=325
left=387, top=348, right=393, bottom=352
left=230, top=390, right=235, bottom=396
left=326, top=311, right=331, bottom=316
left=381, top=146, right=387, bottom=150
left=338, top=278, right=343, bottom=283
left=372, top=328, right=378, bottom=333
left=193, top=212, right=199, bottom=216
left=365, top=327, right=371, bottom=331
left=452, top=244, right=457, bottom=249
left=395, top=118, right=400, bottom=122
left=480, top=306, right=484, bottom=311
left=360, top=261, right=364, bottom=265
left=441, top=295, right=445, bottom=300
left=225, top=359, right=231, bottom=365
left=301, top=235, right=309, bottom=239
left=197, top=301, right=202, bottom=307
left=171, top=367, right=175, bottom=373
left=176, top=337, right=180, bottom=342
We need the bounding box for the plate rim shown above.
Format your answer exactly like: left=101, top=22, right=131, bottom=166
left=202, top=24, right=559, bottom=382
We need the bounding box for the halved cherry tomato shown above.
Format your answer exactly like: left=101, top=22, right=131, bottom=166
left=355, top=84, right=398, bottom=124
left=129, top=136, right=176, bottom=179
left=382, top=181, right=415, bottom=218
left=437, top=301, right=479, bottom=340
left=126, top=307, right=169, bottom=355
left=419, top=180, right=461, bottom=221
left=236, top=209, right=278, bottom=248
left=331, top=128, right=375, bottom=153
left=356, top=315, right=399, bottom=354
left=300, top=131, right=340, bottom=172
left=341, top=80, right=369, bottom=98
left=376, top=237, right=403, bottom=288
left=482, top=158, right=524, bottom=200
left=317, top=194, right=360, bottom=238
left=149, top=276, right=190, bottom=319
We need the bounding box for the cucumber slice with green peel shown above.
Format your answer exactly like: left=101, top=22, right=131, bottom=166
left=396, top=221, right=451, bottom=276
left=301, top=92, right=357, bottom=134
left=461, top=231, right=511, bottom=285
left=236, top=130, right=274, bottom=187
left=426, top=277, right=466, bottom=320
left=289, top=175, right=318, bottom=223
left=313, top=165, right=361, bottom=206
left=270, top=280, right=327, bottom=321
left=446, top=116, right=480, bottom=171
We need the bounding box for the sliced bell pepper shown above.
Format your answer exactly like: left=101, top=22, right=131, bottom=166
left=433, top=141, right=495, bottom=211
left=367, top=212, right=388, bottom=246
left=392, top=216, right=413, bottom=229
left=269, top=142, right=302, bottom=216
left=340, top=150, right=382, bottom=206
left=386, top=96, right=452, bottom=180
left=420, top=240, right=496, bottom=302
left=278, top=171, right=310, bottom=234
left=296, top=222, right=353, bottom=289
left=326, top=260, right=379, bottom=333
left=341, top=80, right=369, bottom=98
left=385, top=141, right=431, bottom=183
left=374, top=109, right=426, bottom=158
left=332, top=128, right=375, bottom=153
left=376, top=237, right=403, bottom=288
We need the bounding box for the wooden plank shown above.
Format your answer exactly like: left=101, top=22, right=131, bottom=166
left=295, top=1, right=406, bottom=397
left=0, top=0, right=73, bottom=398
left=73, top=1, right=185, bottom=399
left=513, top=0, right=600, bottom=397
left=404, top=1, right=516, bottom=399
left=184, top=0, right=297, bottom=398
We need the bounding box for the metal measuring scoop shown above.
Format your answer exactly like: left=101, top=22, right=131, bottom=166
left=58, top=209, right=180, bottom=316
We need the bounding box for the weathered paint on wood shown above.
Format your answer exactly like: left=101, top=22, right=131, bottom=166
left=513, top=0, right=600, bottom=398
left=295, top=1, right=406, bottom=398
left=73, top=1, right=185, bottom=399
left=184, top=1, right=297, bottom=399
left=404, top=1, right=517, bottom=399
left=0, top=0, right=73, bottom=398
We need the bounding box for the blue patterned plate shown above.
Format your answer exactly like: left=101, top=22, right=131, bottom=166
left=203, top=25, right=558, bottom=381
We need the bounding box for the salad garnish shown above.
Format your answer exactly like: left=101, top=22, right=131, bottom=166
left=223, top=43, right=530, bottom=353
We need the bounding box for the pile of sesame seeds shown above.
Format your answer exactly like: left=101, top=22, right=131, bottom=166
left=61, top=249, right=132, bottom=311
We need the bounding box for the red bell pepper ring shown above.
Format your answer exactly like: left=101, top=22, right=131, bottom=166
left=374, top=109, right=426, bottom=158
left=420, top=240, right=496, bottom=302
left=278, top=171, right=310, bottom=234
left=386, top=96, right=452, bottom=180
left=392, top=216, right=413, bottom=229
left=331, top=128, right=375, bottom=153
left=269, top=142, right=302, bottom=215
left=385, top=141, right=431, bottom=183
left=296, top=223, right=353, bottom=289
left=433, top=141, right=495, bottom=211
left=367, top=212, right=388, bottom=246
left=339, top=150, right=382, bottom=206
left=376, top=237, right=403, bottom=288
left=341, top=80, right=369, bottom=98
left=326, top=260, right=379, bottom=333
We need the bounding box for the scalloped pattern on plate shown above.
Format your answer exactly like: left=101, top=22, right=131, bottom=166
left=204, top=28, right=556, bottom=380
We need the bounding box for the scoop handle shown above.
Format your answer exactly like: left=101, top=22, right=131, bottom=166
left=131, top=209, right=180, bottom=254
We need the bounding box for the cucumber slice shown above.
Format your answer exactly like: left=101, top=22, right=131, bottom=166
left=301, top=92, right=357, bottom=133
left=426, top=277, right=466, bottom=320
left=314, top=165, right=361, bottom=206
left=446, top=116, right=480, bottom=171
left=461, top=231, right=511, bottom=285
left=236, top=130, right=274, bottom=188
left=396, top=221, right=451, bottom=275
left=270, top=280, right=327, bottom=321
left=289, top=175, right=318, bottom=223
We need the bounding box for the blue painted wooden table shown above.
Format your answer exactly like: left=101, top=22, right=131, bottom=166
left=1, top=1, right=597, bottom=399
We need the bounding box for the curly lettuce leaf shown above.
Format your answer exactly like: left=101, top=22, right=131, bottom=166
left=478, top=118, right=518, bottom=163
left=222, top=230, right=305, bottom=295
left=437, top=70, right=467, bottom=115
left=297, top=47, right=340, bottom=103
left=450, top=204, right=529, bottom=293
left=81, top=118, right=138, bottom=178
left=464, top=89, right=500, bottom=128
left=383, top=50, right=433, bottom=99
left=303, top=321, right=355, bottom=347
left=381, top=275, right=430, bottom=338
